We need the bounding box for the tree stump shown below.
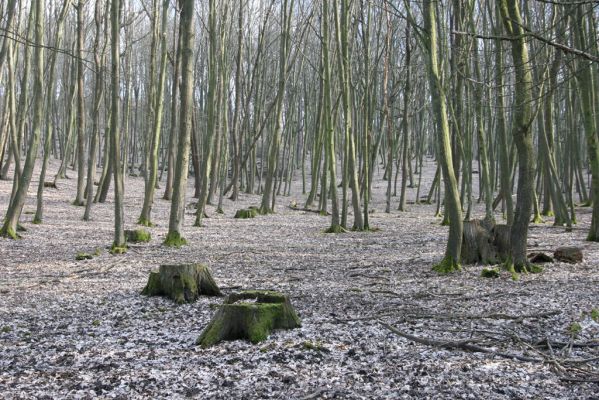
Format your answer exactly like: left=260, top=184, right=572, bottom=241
left=492, top=224, right=511, bottom=262
left=554, top=247, right=583, bottom=264
left=141, top=264, right=222, bottom=304
left=234, top=208, right=258, bottom=219
left=125, top=229, right=151, bottom=243
left=197, top=290, right=301, bottom=347
left=528, top=252, right=553, bottom=263
left=461, top=220, right=497, bottom=264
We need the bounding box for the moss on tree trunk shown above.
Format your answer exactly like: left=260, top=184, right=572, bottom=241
left=198, top=290, right=301, bottom=347
left=142, top=264, right=222, bottom=304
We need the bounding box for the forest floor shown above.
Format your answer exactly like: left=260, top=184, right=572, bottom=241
left=1, top=159, right=598, bottom=400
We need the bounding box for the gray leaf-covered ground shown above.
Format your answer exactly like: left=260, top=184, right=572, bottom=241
left=1, top=160, right=598, bottom=399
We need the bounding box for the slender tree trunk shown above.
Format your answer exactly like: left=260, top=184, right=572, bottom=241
left=165, top=0, right=195, bottom=246
left=74, top=0, right=87, bottom=206
left=499, top=0, right=535, bottom=270
left=260, top=0, right=293, bottom=215
left=139, top=0, right=169, bottom=226
left=1, top=0, right=44, bottom=239
left=110, top=0, right=125, bottom=250
left=423, top=0, right=463, bottom=272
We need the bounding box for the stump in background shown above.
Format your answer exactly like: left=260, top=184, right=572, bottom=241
left=234, top=208, right=259, bottom=219
left=142, top=264, right=222, bottom=304
left=554, top=247, right=583, bottom=264
left=461, top=220, right=496, bottom=264
left=125, top=229, right=151, bottom=243
left=492, top=224, right=511, bottom=262
left=198, top=290, right=301, bottom=347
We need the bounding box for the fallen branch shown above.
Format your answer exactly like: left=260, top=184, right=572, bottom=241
left=401, top=310, right=560, bottom=322
left=381, top=322, right=542, bottom=363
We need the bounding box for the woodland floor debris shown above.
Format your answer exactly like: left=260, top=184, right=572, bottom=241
left=0, top=159, right=598, bottom=399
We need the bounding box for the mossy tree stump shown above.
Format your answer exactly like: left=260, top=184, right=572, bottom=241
left=125, top=229, right=151, bottom=243
left=460, top=220, right=511, bottom=264
left=461, top=220, right=496, bottom=264
left=198, top=290, right=301, bottom=347
left=234, top=208, right=259, bottom=219
left=142, top=264, right=222, bottom=304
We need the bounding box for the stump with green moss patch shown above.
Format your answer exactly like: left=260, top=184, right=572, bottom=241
left=125, top=229, right=151, bottom=243
left=234, top=208, right=258, bottom=219
left=197, top=290, right=301, bottom=347
left=142, top=264, right=222, bottom=304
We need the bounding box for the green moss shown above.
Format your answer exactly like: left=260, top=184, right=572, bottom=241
left=542, top=210, right=555, bottom=217
left=504, top=259, right=530, bottom=274
left=94, top=248, right=102, bottom=256
left=137, top=218, right=155, bottom=227
left=531, top=214, right=544, bottom=224
left=163, top=231, right=187, bottom=247
left=302, top=341, right=329, bottom=352
left=141, top=271, right=162, bottom=296
left=318, top=210, right=327, bottom=216
left=432, top=256, right=461, bottom=274
left=1, top=326, right=12, bottom=333
left=591, top=309, right=599, bottom=322
left=569, top=322, right=582, bottom=336
left=110, top=244, right=128, bottom=255
left=32, top=218, right=42, bottom=225
left=92, top=319, right=101, bottom=327
left=324, top=225, right=346, bottom=234
left=198, top=290, right=301, bottom=347
left=258, top=206, right=274, bottom=215
left=234, top=208, right=258, bottom=219
left=0, top=225, right=20, bottom=239
left=481, top=268, right=500, bottom=278
left=125, top=229, right=151, bottom=243
left=528, top=264, right=543, bottom=274
left=76, top=252, right=93, bottom=261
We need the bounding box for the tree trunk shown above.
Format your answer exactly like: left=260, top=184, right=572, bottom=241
left=165, top=0, right=195, bottom=246
left=499, top=0, right=535, bottom=271
left=110, top=0, right=125, bottom=250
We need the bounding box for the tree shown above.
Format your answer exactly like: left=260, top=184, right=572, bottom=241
left=422, top=0, right=463, bottom=272
left=110, top=0, right=126, bottom=251
left=164, top=0, right=195, bottom=246
left=0, top=0, right=45, bottom=239
left=138, top=0, right=169, bottom=226
left=499, top=0, right=535, bottom=271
